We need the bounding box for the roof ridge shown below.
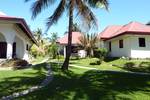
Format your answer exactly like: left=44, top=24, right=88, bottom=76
left=112, top=22, right=133, bottom=36
left=128, top=21, right=135, bottom=31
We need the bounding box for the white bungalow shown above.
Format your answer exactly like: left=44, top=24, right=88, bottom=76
left=57, top=32, right=87, bottom=58
left=98, top=21, right=150, bottom=58
left=0, top=12, right=36, bottom=61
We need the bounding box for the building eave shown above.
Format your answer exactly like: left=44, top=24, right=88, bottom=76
left=0, top=16, right=37, bottom=45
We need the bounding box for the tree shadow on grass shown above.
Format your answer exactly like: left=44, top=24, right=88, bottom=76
left=121, top=62, right=150, bottom=73
left=104, top=57, right=120, bottom=62
left=0, top=62, right=49, bottom=98
left=18, top=66, right=150, bottom=100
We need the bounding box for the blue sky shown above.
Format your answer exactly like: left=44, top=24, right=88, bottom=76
left=0, top=0, right=150, bottom=37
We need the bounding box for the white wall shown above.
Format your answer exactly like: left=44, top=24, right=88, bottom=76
left=14, top=36, right=24, bottom=59
left=130, top=35, right=150, bottom=58
left=103, top=34, right=150, bottom=58
left=0, top=23, right=33, bottom=61
left=105, top=35, right=131, bottom=57
left=13, top=25, right=32, bottom=61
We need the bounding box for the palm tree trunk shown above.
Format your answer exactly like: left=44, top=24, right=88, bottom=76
left=61, top=1, right=73, bottom=70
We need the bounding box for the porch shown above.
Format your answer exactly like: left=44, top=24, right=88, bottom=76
left=0, top=32, right=25, bottom=59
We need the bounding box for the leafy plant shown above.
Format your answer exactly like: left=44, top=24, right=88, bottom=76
left=94, top=48, right=108, bottom=63
left=79, top=33, right=98, bottom=57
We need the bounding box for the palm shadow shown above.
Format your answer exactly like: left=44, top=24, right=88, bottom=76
left=18, top=66, right=150, bottom=100
left=0, top=62, right=49, bottom=98
left=118, top=62, right=150, bottom=73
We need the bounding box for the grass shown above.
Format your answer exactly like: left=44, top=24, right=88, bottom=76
left=53, top=57, right=150, bottom=73
left=17, top=64, right=150, bottom=100
left=31, top=56, right=47, bottom=64
left=0, top=63, right=48, bottom=98
left=0, top=57, right=150, bottom=99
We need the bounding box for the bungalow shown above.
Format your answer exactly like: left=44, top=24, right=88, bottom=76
left=57, top=32, right=86, bottom=58
left=98, top=21, right=150, bottom=58
left=0, top=12, right=36, bottom=61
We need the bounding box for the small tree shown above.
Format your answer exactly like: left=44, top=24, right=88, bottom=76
left=95, top=48, right=108, bottom=64
left=48, top=33, right=59, bottom=59
left=79, top=33, right=98, bottom=57
left=48, top=43, right=58, bottom=59
left=30, top=28, right=46, bottom=57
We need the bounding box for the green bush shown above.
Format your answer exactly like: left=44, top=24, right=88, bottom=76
left=89, top=58, right=101, bottom=65
left=94, top=48, right=108, bottom=63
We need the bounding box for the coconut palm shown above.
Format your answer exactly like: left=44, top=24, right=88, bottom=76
left=79, top=33, right=98, bottom=57
left=25, top=0, right=108, bottom=70
left=33, top=28, right=43, bottom=44
left=72, top=23, right=81, bottom=32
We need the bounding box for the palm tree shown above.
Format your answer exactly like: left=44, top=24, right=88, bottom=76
left=72, top=23, right=81, bottom=32
left=33, top=28, right=43, bottom=44
left=79, top=33, right=98, bottom=57
left=25, top=0, right=108, bottom=70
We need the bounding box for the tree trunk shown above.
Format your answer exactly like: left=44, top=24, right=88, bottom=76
left=61, top=1, right=73, bottom=70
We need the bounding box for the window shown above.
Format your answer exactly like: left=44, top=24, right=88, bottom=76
left=119, top=40, right=123, bottom=48
left=139, top=38, right=146, bottom=47
left=26, top=44, right=29, bottom=51
left=109, top=42, right=111, bottom=51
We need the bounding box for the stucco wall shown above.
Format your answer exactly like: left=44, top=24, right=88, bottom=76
left=103, top=34, right=150, bottom=58
left=105, top=35, right=131, bottom=57
left=14, top=25, right=32, bottom=61
left=130, top=35, right=150, bottom=58
left=0, top=23, right=33, bottom=61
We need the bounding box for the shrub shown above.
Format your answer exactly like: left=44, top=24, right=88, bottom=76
left=89, top=58, right=101, bottom=65
left=94, top=48, right=108, bottom=62
left=0, top=59, right=29, bottom=69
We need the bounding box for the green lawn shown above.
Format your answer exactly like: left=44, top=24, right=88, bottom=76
left=17, top=64, right=150, bottom=100
left=0, top=58, right=150, bottom=100
left=52, top=57, right=150, bottom=73
left=0, top=63, right=48, bottom=98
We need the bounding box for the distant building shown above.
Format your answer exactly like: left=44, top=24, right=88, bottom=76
left=98, top=21, right=150, bottom=58
left=57, top=32, right=86, bottom=58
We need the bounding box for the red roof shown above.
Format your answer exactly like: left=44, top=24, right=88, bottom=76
left=98, top=25, right=122, bottom=39
left=57, top=32, right=83, bottom=45
left=99, top=22, right=150, bottom=40
left=0, top=13, right=37, bottom=44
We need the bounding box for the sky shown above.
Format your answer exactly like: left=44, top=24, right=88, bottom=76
left=0, top=0, right=150, bottom=37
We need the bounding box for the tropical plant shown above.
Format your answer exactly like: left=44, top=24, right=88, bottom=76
left=72, top=23, right=81, bottom=32
left=48, top=33, right=59, bottom=59
left=79, top=33, right=98, bottom=57
left=64, top=23, right=81, bottom=34
left=30, top=28, right=45, bottom=57
left=95, top=48, right=108, bottom=60
left=30, top=28, right=51, bottom=58
left=25, top=0, right=108, bottom=70
left=48, top=43, right=58, bottom=59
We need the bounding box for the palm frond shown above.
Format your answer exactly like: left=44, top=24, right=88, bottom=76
left=76, top=0, right=98, bottom=29
left=46, top=0, right=66, bottom=32
left=83, top=0, right=109, bottom=10
left=28, top=0, right=56, bottom=19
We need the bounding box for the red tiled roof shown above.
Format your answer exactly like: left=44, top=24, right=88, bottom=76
left=57, top=32, right=83, bottom=45
left=98, top=25, right=122, bottom=39
left=99, top=22, right=150, bottom=40
left=0, top=13, right=37, bottom=44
